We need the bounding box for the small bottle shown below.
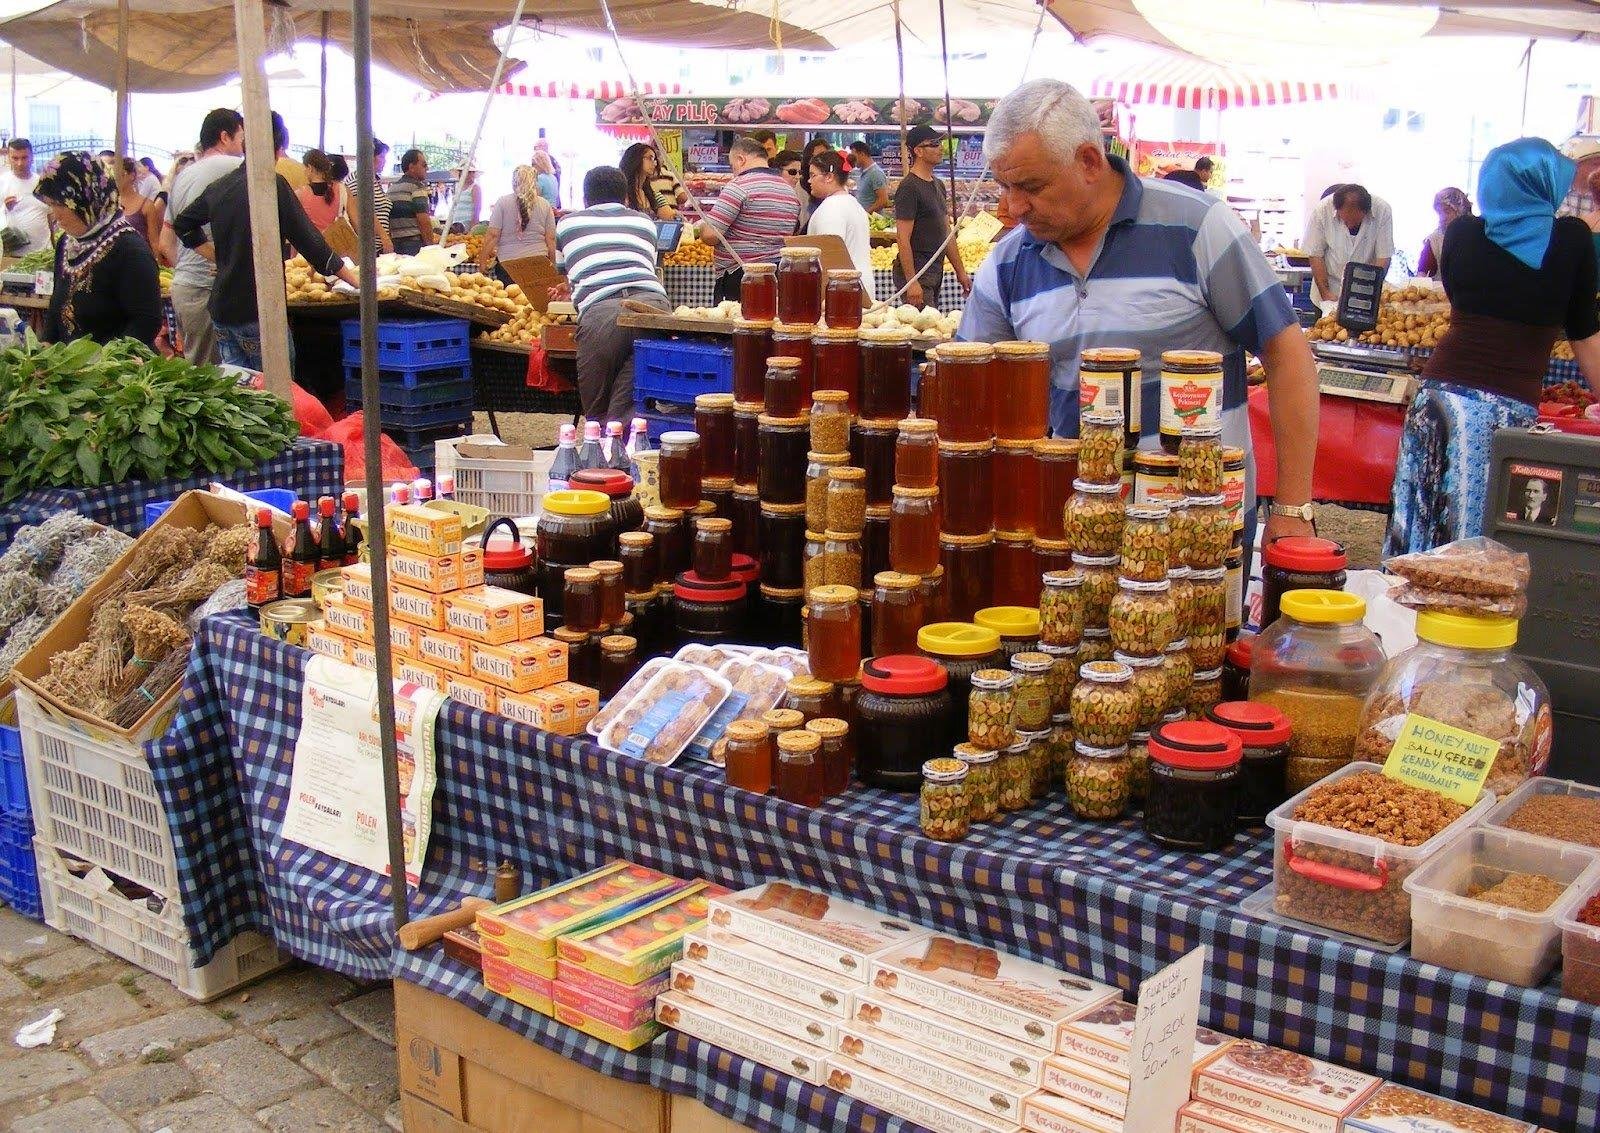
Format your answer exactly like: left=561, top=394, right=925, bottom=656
left=577, top=421, right=606, bottom=470
left=412, top=477, right=434, bottom=503
left=605, top=421, right=629, bottom=467
left=390, top=482, right=412, bottom=505
left=316, top=497, right=343, bottom=572
left=340, top=492, right=363, bottom=565
left=245, top=508, right=281, bottom=613
left=282, top=500, right=319, bottom=599
left=549, top=423, right=579, bottom=490
left=627, top=418, right=651, bottom=479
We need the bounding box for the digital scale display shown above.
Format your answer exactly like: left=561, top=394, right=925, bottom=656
left=1315, top=364, right=1410, bottom=403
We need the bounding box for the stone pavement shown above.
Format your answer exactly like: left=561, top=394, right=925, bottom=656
left=0, top=909, right=400, bottom=1132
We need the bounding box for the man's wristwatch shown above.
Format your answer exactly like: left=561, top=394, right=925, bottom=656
left=1269, top=502, right=1316, bottom=522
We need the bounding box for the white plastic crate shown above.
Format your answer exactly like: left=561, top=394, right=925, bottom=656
left=14, top=686, right=179, bottom=895
left=433, top=431, right=501, bottom=485
left=442, top=436, right=552, bottom=518
left=35, top=840, right=284, bottom=1001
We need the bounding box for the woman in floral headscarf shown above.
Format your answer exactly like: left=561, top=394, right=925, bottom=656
left=34, top=151, right=161, bottom=345
left=1415, top=186, right=1470, bottom=278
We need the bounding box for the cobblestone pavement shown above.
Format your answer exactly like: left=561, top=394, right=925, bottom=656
left=0, top=910, right=399, bottom=1132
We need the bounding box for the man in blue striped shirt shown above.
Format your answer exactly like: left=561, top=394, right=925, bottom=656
left=960, top=80, right=1320, bottom=545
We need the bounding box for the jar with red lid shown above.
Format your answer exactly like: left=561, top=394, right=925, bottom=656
left=741, top=263, right=777, bottom=321
left=570, top=467, right=643, bottom=535
left=931, top=342, right=995, bottom=443
left=777, top=248, right=823, bottom=324
left=889, top=486, right=940, bottom=575
left=813, top=328, right=861, bottom=411
left=1222, top=634, right=1253, bottom=701
left=695, top=393, right=737, bottom=481
left=939, top=533, right=994, bottom=622
left=1259, top=537, right=1348, bottom=631
left=657, top=432, right=703, bottom=511
left=824, top=269, right=864, bottom=329
left=732, top=319, right=773, bottom=403
left=1206, top=700, right=1290, bottom=824
left=734, top=401, right=763, bottom=486
left=854, top=655, right=954, bottom=790
left=805, top=585, right=862, bottom=682
left=1144, top=720, right=1241, bottom=851
left=992, top=341, right=1051, bottom=441
left=1035, top=439, right=1079, bottom=541
left=993, top=440, right=1039, bottom=536
left=480, top=517, right=537, bottom=596
left=673, top=576, right=748, bottom=648
left=938, top=441, right=993, bottom=536
left=771, top=322, right=817, bottom=397
left=758, top=415, right=809, bottom=504
left=895, top=418, right=939, bottom=489
left=991, top=531, right=1038, bottom=608
left=852, top=417, right=899, bottom=507
left=859, top=328, right=914, bottom=421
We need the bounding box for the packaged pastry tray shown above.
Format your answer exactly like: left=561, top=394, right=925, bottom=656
left=836, top=1019, right=1037, bottom=1123
left=1343, top=1083, right=1536, bottom=1133
left=686, top=656, right=792, bottom=763
left=655, top=991, right=831, bottom=1085
left=853, top=993, right=1048, bottom=1086
left=826, top=1056, right=1022, bottom=1133
left=1190, top=1040, right=1382, bottom=1133
left=708, top=882, right=931, bottom=980
left=587, top=656, right=671, bottom=738
left=684, top=929, right=860, bottom=1018
left=670, top=960, right=841, bottom=1050
left=596, top=661, right=731, bottom=766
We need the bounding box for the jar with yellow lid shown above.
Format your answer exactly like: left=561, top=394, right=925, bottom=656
left=1078, top=346, right=1142, bottom=445
left=974, top=606, right=1040, bottom=665
left=918, top=620, right=1003, bottom=741
left=536, top=489, right=617, bottom=622
left=1158, top=349, right=1224, bottom=453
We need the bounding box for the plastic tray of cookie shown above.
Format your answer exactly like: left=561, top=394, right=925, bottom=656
left=596, top=662, right=731, bottom=767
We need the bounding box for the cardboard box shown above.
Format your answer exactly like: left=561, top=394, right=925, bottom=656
left=1021, top=1092, right=1121, bottom=1133
left=1178, top=1101, right=1302, bottom=1133
left=389, top=502, right=463, bottom=556
left=391, top=585, right=449, bottom=630
left=395, top=658, right=447, bottom=693
left=671, top=961, right=841, bottom=1051
left=655, top=992, right=830, bottom=1085
left=685, top=930, right=859, bottom=1018
left=389, top=547, right=466, bottom=594
left=551, top=979, right=656, bottom=1033
left=321, top=597, right=373, bottom=643
left=1054, top=999, right=1236, bottom=1083
left=417, top=628, right=474, bottom=676
left=350, top=642, right=379, bottom=672
left=836, top=1021, right=1037, bottom=1123
left=868, top=934, right=1118, bottom=1052
left=496, top=688, right=574, bottom=735
left=1343, top=1084, right=1536, bottom=1133
left=669, top=1097, right=761, bottom=1133
left=445, top=586, right=545, bottom=645
left=825, top=1056, right=1021, bottom=1133
left=855, top=994, right=1047, bottom=1086
left=389, top=619, right=420, bottom=659
left=340, top=562, right=374, bottom=610
left=556, top=681, right=599, bottom=730
left=475, top=862, right=681, bottom=963
left=444, top=673, right=499, bottom=715
left=305, top=621, right=352, bottom=663
left=557, top=961, right=671, bottom=1014
left=556, top=883, right=724, bottom=985
left=481, top=955, right=554, bottom=1014
left=1191, top=1042, right=1382, bottom=1133
left=470, top=637, right=567, bottom=694
left=707, top=883, right=930, bottom=981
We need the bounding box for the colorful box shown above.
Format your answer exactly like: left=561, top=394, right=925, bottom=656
left=350, top=642, right=378, bottom=671
left=556, top=961, right=671, bottom=1013
left=671, top=960, right=841, bottom=1051
left=552, top=1000, right=661, bottom=1051
left=551, top=979, right=657, bottom=1033
left=339, top=562, right=373, bottom=610
left=1054, top=999, right=1236, bottom=1082
left=442, top=926, right=483, bottom=972
left=387, top=619, right=419, bottom=658
left=416, top=628, right=473, bottom=676
left=655, top=992, right=830, bottom=1085
left=1022, top=1092, right=1122, bottom=1133
left=554, top=681, right=598, bottom=729
left=321, top=597, right=372, bottom=643
left=470, top=637, right=567, bottom=694
left=855, top=994, right=1047, bottom=1086
left=496, top=688, right=573, bottom=734
left=556, top=882, right=726, bottom=985
left=390, top=585, right=448, bottom=630
left=707, top=883, right=931, bottom=981
left=387, top=503, right=463, bottom=556
left=1191, top=1042, right=1382, bottom=1133
left=1178, top=1101, right=1302, bottom=1133
left=825, top=1057, right=1021, bottom=1133
left=444, top=673, right=498, bottom=714
left=394, top=658, right=446, bottom=693
left=445, top=586, right=544, bottom=645
left=1343, top=1085, right=1536, bottom=1133
left=686, top=930, right=858, bottom=1018
left=387, top=547, right=465, bottom=594
left=475, top=862, right=682, bottom=963
left=836, top=1021, right=1037, bottom=1123
left=305, top=620, right=352, bottom=663
left=481, top=954, right=553, bottom=1014
left=867, top=934, right=1118, bottom=1051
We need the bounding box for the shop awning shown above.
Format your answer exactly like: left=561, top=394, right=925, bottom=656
left=498, top=80, right=683, bottom=100
left=1089, top=54, right=1347, bottom=109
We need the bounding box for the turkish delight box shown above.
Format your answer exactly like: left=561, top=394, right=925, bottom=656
left=671, top=960, right=841, bottom=1051
left=1022, top=1092, right=1123, bottom=1133
left=481, top=954, right=553, bottom=1014
left=1191, top=1041, right=1382, bottom=1133
left=553, top=999, right=661, bottom=1051
left=854, top=994, right=1048, bottom=1086
left=655, top=991, right=831, bottom=1085
left=441, top=926, right=482, bottom=971
left=1040, top=1056, right=1135, bottom=1118
left=836, top=1020, right=1037, bottom=1123
left=556, top=882, right=727, bottom=984
left=556, top=961, right=670, bottom=1013
left=474, top=862, right=682, bottom=963
left=867, top=934, right=1119, bottom=1051
left=1178, top=1100, right=1303, bottom=1133
left=825, top=1057, right=1022, bottom=1133
left=707, top=883, right=930, bottom=980
left=1055, top=998, right=1237, bottom=1079
left=1344, top=1084, right=1536, bottom=1133
left=686, top=930, right=859, bottom=1018
left=551, top=979, right=656, bottom=1033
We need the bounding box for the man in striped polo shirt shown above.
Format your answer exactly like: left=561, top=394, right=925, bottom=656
left=556, top=166, right=670, bottom=425
left=960, top=79, right=1320, bottom=547
left=698, top=136, right=802, bottom=303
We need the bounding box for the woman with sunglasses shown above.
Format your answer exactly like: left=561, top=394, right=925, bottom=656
left=771, top=149, right=810, bottom=232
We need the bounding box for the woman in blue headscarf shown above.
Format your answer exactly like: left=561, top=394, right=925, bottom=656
left=1386, top=138, right=1600, bottom=555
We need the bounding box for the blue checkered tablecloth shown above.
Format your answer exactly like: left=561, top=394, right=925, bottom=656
left=0, top=438, right=344, bottom=555
left=149, top=614, right=1599, bottom=1132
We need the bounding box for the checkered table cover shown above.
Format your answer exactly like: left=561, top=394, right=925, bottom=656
left=662, top=265, right=966, bottom=314
left=150, top=615, right=1598, bottom=1132
left=0, top=438, right=344, bottom=555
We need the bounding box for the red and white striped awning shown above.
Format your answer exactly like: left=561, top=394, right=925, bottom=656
left=497, top=80, right=683, bottom=101
left=1089, top=57, right=1343, bottom=109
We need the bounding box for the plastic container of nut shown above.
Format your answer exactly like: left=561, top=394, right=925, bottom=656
left=1265, top=762, right=1496, bottom=947
left=1402, top=827, right=1600, bottom=986
left=1479, top=775, right=1600, bottom=853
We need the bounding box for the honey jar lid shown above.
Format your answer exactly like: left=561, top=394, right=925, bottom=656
left=813, top=326, right=860, bottom=342
left=731, top=554, right=759, bottom=583
left=643, top=504, right=684, bottom=521
left=821, top=530, right=862, bottom=543
left=808, top=450, right=849, bottom=466
left=916, top=621, right=1001, bottom=658
left=974, top=606, right=1041, bottom=638
left=1190, top=567, right=1226, bottom=582
left=807, top=584, right=859, bottom=604
left=860, top=655, right=949, bottom=695
left=743, top=261, right=776, bottom=275
left=857, top=417, right=902, bottom=431
left=1149, top=720, right=1242, bottom=770
left=1073, top=553, right=1119, bottom=568
left=1161, top=349, right=1224, bottom=367
left=1206, top=701, right=1292, bottom=746
left=733, top=482, right=761, bottom=498
left=1279, top=589, right=1365, bottom=625
left=891, top=485, right=938, bottom=499
left=826, top=268, right=861, bottom=279
left=673, top=578, right=747, bottom=602
left=600, top=634, right=637, bottom=653
left=898, top=417, right=938, bottom=434
left=564, top=567, right=600, bottom=584
left=805, top=717, right=849, bottom=738
left=702, top=476, right=735, bottom=490
left=761, top=708, right=805, bottom=730
left=874, top=570, right=919, bottom=590
left=696, top=392, right=736, bottom=409
left=1223, top=446, right=1245, bottom=463
left=1187, top=493, right=1226, bottom=506
left=772, top=321, right=818, bottom=335
left=758, top=414, right=809, bottom=427
left=780, top=246, right=820, bottom=260
left=590, top=560, right=624, bottom=577
left=994, top=530, right=1033, bottom=546
left=777, top=730, right=822, bottom=755
left=766, top=355, right=803, bottom=369
left=1034, top=537, right=1072, bottom=552
left=938, top=532, right=995, bottom=548
left=618, top=531, right=653, bottom=548
left=995, top=438, right=1037, bottom=452
left=734, top=400, right=766, bottom=414
left=1035, top=438, right=1081, bottom=456
left=787, top=676, right=834, bottom=697
left=936, top=439, right=992, bottom=455
left=865, top=504, right=892, bottom=518
left=542, top=489, right=610, bottom=517
left=859, top=326, right=913, bottom=344
left=922, top=757, right=969, bottom=783
left=933, top=341, right=995, bottom=361
left=760, top=585, right=805, bottom=599
left=695, top=517, right=733, bottom=534
left=724, top=720, right=771, bottom=742
left=994, top=340, right=1050, bottom=358
left=1080, top=346, right=1140, bottom=365
left=553, top=627, right=589, bottom=644
left=732, top=317, right=773, bottom=331
left=828, top=465, right=866, bottom=482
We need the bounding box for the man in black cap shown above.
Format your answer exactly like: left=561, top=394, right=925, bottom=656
left=893, top=124, right=971, bottom=307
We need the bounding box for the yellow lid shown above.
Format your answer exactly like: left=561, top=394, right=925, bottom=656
left=1279, top=589, right=1366, bottom=624
left=974, top=606, right=1042, bottom=638
left=1415, top=610, right=1518, bottom=649
left=917, top=621, right=1002, bottom=657
left=542, top=489, right=609, bottom=517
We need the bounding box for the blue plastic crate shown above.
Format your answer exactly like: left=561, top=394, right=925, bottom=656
left=143, top=487, right=298, bottom=530
left=634, top=338, right=733, bottom=406
left=340, top=359, right=472, bottom=391
left=0, top=808, right=39, bottom=920
left=345, top=399, right=475, bottom=432
left=341, top=317, right=471, bottom=370
left=0, top=723, right=26, bottom=815
left=344, top=373, right=473, bottom=409
left=384, top=419, right=472, bottom=454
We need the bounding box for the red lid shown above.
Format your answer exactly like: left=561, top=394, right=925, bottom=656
left=1226, top=633, right=1254, bottom=670
left=571, top=468, right=635, bottom=498
left=1148, top=720, right=1242, bottom=771
left=675, top=569, right=739, bottom=592
left=292, top=500, right=310, bottom=519
left=1206, top=701, right=1292, bottom=745
left=730, top=554, right=759, bottom=583
left=1263, top=536, right=1347, bottom=573
left=318, top=496, right=336, bottom=516
left=860, top=655, right=947, bottom=695
left=674, top=578, right=747, bottom=603
left=481, top=517, right=533, bottom=571
left=342, top=491, right=359, bottom=510
left=255, top=507, right=273, bottom=528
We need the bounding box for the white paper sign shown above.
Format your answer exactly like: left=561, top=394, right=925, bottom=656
left=282, top=655, right=444, bottom=885
left=1123, top=946, right=1207, bottom=1133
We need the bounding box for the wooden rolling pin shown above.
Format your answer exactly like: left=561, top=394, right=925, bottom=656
left=398, top=897, right=492, bottom=951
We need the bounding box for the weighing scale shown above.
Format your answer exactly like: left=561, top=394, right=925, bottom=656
left=1311, top=343, right=1415, bottom=404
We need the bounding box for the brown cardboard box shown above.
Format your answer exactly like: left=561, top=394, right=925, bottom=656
left=669, top=1097, right=758, bottom=1133
left=394, top=978, right=667, bottom=1133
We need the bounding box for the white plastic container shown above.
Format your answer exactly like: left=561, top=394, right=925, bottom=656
left=1404, top=827, right=1599, bottom=986
left=1480, top=776, right=1600, bottom=853
left=1265, top=762, right=1495, bottom=947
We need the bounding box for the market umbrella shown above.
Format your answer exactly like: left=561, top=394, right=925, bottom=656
left=1087, top=48, right=1352, bottom=110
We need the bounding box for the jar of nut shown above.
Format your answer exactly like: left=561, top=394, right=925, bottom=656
left=953, top=743, right=1000, bottom=822
left=1109, top=577, right=1177, bottom=658
left=1182, top=493, right=1232, bottom=570
left=1160, top=638, right=1194, bottom=716
left=1070, top=660, right=1138, bottom=748
left=1127, top=730, right=1151, bottom=803
left=1049, top=714, right=1075, bottom=787
left=1116, top=651, right=1168, bottom=731
left=920, top=758, right=971, bottom=841
left=997, top=741, right=1033, bottom=811
left=1011, top=652, right=1054, bottom=731
left=1017, top=728, right=1053, bottom=800
left=1186, top=668, right=1224, bottom=720
left=1178, top=425, right=1224, bottom=495
left=1067, top=741, right=1132, bottom=819
left=1065, top=480, right=1126, bottom=557
left=1073, top=553, right=1120, bottom=626
left=1039, top=642, right=1079, bottom=717
left=1168, top=565, right=1196, bottom=639
left=1077, top=627, right=1114, bottom=666
left=1078, top=410, right=1125, bottom=485
left=1120, top=505, right=1173, bottom=583
left=1040, top=569, right=1086, bottom=647
left=968, top=669, right=1018, bottom=750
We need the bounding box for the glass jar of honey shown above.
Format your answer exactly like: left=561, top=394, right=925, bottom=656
left=741, top=263, right=777, bottom=321
left=917, top=565, right=947, bottom=624
left=895, top=418, right=939, bottom=489
left=825, top=466, right=868, bottom=536
left=693, top=393, right=736, bottom=481
left=931, top=341, right=995, bottom=443
left=591, top=560, right=626, bottom=627
left=889, top=486, right=941, bottom=575
left=784, top=676, right=837, bottom=723
left=734, top=401, right=763, bottom=486
left=859, top=327, right=914, bottom=422
left=776, top=729, right=824, bottom=807
left=757, top=415, right=809, bottom=504
left=731, top=319, right=773, bottom=403
left=992, top=340, right=1051, bottom=441
left=939, top=533, right=994, bottom=622
left=1158, top=350, right=1224, bottom=454
left=822, top=530, right=863, bottom=589
left=777, top=248, right=823, bottom=324
left=1078, top=346, right=1142, bottom=445
left=724, top=720, right=773, bottom=793
left=806, top=585, right=862, bottom=682
left=693, top=517, right=733, bottom=582
left=701, top=478, right=733, bottom=520
left=1034, top=536, right=1073, bottom=578
left=758, top=502, right=807, bottom=589
left=758, top=585, right=805, bottom=647
left=810, top=389, right=853, bottom=455
left=937, top=441, right=994, bottom=536
left=917, top=358, right=944, bottom=424
left=853, top=418, right=899, bottom=506
left=992, top=531, right=1038, bottom=608
left=813, top=328, right=861, bottom=412
left=805, top=450, right=848, bottom=532
left=771, top=322, right=817, bottom=398
left=617, top=531, right=656, bottom=597
left=642, top=505, right=688, bottom=585
left=1035, top=438, right=1079, bottom=541
left=993, top=440, right=1040, bottom=536
left=863, top=504, right=892, bottom=585
left=657, top=431, right=703, bottom=510
left=764, top=357, right=807, bottom=418
left=871, top=571, right=924, bottom=657
left=807, top=716, right=853, bottom=797
left=730, top=484, right=761, bottom=559
left=824, top=269, right=864, bottom=329
left=562, top=567, right=602, bottom=633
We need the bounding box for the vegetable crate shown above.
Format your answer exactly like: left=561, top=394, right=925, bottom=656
left=0, top=716, right=27, bottom=814
left=633, top=338, right=732, bottom=408
left=0, top=807, right=40, bottom=919
left=340, top=317, right=470, bottom=370
left=451, top=446, right=547, bottom=518
left=35, top=840, right=284, bottom=1001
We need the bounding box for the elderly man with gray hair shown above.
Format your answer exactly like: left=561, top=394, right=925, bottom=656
left=958, top=78, right=1321, bottom=548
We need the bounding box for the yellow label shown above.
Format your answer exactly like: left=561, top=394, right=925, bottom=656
left=1381, top=712, right=1498, bottom=806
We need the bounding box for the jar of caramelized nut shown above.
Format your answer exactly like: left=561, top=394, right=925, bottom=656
left=1040, top=570, right=1086, bottom=648
left=968, top=669, right=1018, bottom=751
left=1067, top=742, right=1131, bottom=820
left=997, top=742, right=1032, bottom=811
left=1178, top=425, right=1224, bottom=495
left=1071, top=660, right=1138, bottom=747
left=1077, top=627, right=1114, bottom=666
left=1161, top=638, right=1194, bottom=716
left=1077, top=410, right=1125, bottom=485
left=1183, top=493, right=1232, bottom=570
left=1117, top=650, right=1168, bottom=731
left=1109, top=577, right=1176, bottom=658
left=1187, top=567, right=1228, bottom=670
left=1039, top=643, right=1079, bottom=717
left=1064, top=480, right=1125, bottom=556
left=920, top=758, right=970, bottom=841
left=1020, top=727, right=1054, bottom=800
left=1011, top=652, right=1054, bottom=732
left=1073, top=553, right=1119, bottom=627
left=1120, top=505, right=1172, bottom=583
left=953, top=743, right=1000, bottom=822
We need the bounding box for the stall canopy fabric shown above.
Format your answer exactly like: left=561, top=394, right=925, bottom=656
left=498, top=80, right=682, bottom=100
left=1088, top=53, right=1347, bottom=109
left=689, top=0, right=1057, bottom=49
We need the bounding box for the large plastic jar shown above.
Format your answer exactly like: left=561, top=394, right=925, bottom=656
left=855, top=655, right=954, bottom=791
left=777, top=247, right=823, bottom=324
left=939, top=533, right=994, bottom=621
left=1259, top=536, right=1348, bottom=632
left=1250, top=590, right=1386, bottom=791
left=480, top=516, right=538, bottom=597
left=1145, top=720, right=1242, bottom=851
left=859, top=327, right=914, bottom=421
left=536, top=490, right=617, bottom=622
left=731, top=319, right=773, bottom=403
left=930, top=342, right=994, bottom=443
left=1035, top=439, right=1080, bottom=541
left=993, top=440, right=1040, bottom=536
left=974, top=606, right=1041, bottom=666
left=570, top=468, right=643, bottom=536
left=813, top=329, right=861, bottom=412
left=937, top=441, right=994, bottom=536
left=674, top=577, right=748, bottom=648
left=758, top=415, right=809, bottom=504
left=1207, top=700, right=1291, bottom=825
left=1078, top=347, right=1142, bottom=446
left=992, top=341, right=1051, bottom=441
left=917, top=621, right=1003, bottom=740
left=1354, top=611, right=1550, bottom=797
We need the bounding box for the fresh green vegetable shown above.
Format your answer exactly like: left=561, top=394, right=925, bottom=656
left=7, top=244, right=56, bottom=274
left=0, top=334, right=299, bottom=502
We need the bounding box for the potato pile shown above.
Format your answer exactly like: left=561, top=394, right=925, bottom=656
left=445, top=231, right=485, bottom=263
left=449, top=272, right=525, bottom=315
left=1306, top=284, right=1451, bottom=349
left=663, top=241, right=714, bottom=268
left=284, top=255, right=398, bottom=303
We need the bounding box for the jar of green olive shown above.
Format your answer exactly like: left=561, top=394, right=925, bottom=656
left=1039, top=642, right=1079, bottom=716
left=1078, top=627, right=1114, bottom=666
left=1064, top=480, right=1126, bottom=557
left=1119, top=505, right=1172, bottom=583
left=953, top=743, right=1000, bottom=822
left=1073, top=553, right=1120, bottom=626
left=1039, top=569, right=1086, bottom=647
left=1187, top=567, right=1228, bottom=669
left=1067, top=741, right=1132, bottom=819
left=1010, top=652, right=1054, bottom=731
left=1070, top=660, right=1138, bottom=747
left=1178, top=425, right=1224, bottom=495
left=1161, top=638, right=1194, bottom=716
left=1127, top=730, right=1151, bottom=803
left=1077, top=410, right=1125, bottom=485
left=1183, top=494, right=1231, bottom=570
left=1020, top=728, right=1054, bottom=800
left=997, top=742, right=1033, bottom=811
left=1109, top=577, right=1177, bottom=658
left=1116, top=650, right=1168, bottom=731
left=1186, top=667, right=1224, bottom=720
left=968, top=669, right=1018, bottom=750
left=920, top=758, right=971, bottom=841
left=1049, top=714, right=1075, bottom=787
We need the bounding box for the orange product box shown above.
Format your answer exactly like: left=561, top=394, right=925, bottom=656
left=387, top=503, right=462, bottom=556
left=1054, top=999, right=1236, bottom=1084
left=470, top=636, right=567, bottom=694
left=556, top=882, right=729, bottom=986
left=1179, top=1101, right=1304, bottom=1133
left=497, top=688, right=575, bottom=735
left=395, top=657, right=446, bottom=693
left=557, top=960, right=671, bottom=1015
left=349, top=642, right=378, bottom=671
left=387, top=547, right=463, bottom=595
left=416, top=628, right=472, bottom=676
left=1022, top=1092, right=1122, bottom=1133
left=389, top=585, right=448, bottom=630
left=339, top=562, right=373, bottom=610
left=304, top=621, right=352, bottom=663
left=321, top=597, right=372, bottom=643
left=551, top=978, right=660, bottom=1034
left=553, top=681, right=599, bottom=729
left=481, top=954, right=554, bottom=1014
left=476, top=937, right=556, bottom=978
left=444, top=586, right=544, bottom=645
left=474, top=861, right=683, bottom=962
left=444, top=673, right=498, bottom=714
left=388, top=619, right=419, bottom=659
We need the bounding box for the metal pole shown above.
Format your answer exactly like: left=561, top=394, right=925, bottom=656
left=319, top=12, right=330, bottom=151
left=1519, top=39, right=1533, bottom=133
left=437, top=0, right=527, bottom=244
left=352, top=0, right=410, bottom=933
left=114, top=0, right=129, bottom=158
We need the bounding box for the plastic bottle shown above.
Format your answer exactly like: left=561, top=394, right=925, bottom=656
left=412, top=477, right=434, bottom=503
left=606, top=422, right=632, bottom=471
left=577, top=421, right=606, bottom=470
left=316, top=497, right=344, bottom=571
left=245, top=508, right=281, bottom=612
left=340, top=492, right=363, bottom=566
left=282, top=501, right=319, bottom=599
left=626, top=418, right=651, bottom=479
left=549, top=423, right=579, bottom=490
left=436, top=475, right=455, bottom=501
left=392, top=483, right=412, bottom=506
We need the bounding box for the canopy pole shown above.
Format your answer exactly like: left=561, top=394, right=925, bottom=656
left=11, top=49, right=18, bottom=140
left=1519, top=38, right=1533, bottom=132
left=114, top=0, right=129, bottom=157
left=232, top=0, right=291, bottom=400
left=936, top=0, right=958, bottom=222
left=437, top=0, right=528, bottom=244
left=319, top=12, right=330, bottom=151
left=352, top=0, right=410, bottom=934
